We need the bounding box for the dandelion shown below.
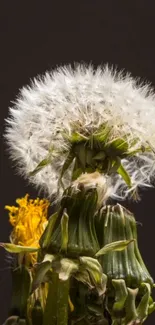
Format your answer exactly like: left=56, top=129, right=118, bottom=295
left=5, top=194, right=49, bottom=265
left=5, top=64, right=155, bottom=200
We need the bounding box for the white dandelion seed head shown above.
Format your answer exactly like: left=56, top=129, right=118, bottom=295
left=5, top=63, right=155, bottom=200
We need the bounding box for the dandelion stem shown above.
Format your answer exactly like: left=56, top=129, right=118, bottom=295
left=43, top=272, right=69, bottom=325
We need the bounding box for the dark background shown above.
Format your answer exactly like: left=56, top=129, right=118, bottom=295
left=1, top=1, right=155, bottom=324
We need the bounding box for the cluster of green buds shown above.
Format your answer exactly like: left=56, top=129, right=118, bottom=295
left=96, top=204, right=155, bottom=324
left=31, top=173, right=155, bottom=324
left=3, top=170, right=155, bottom=325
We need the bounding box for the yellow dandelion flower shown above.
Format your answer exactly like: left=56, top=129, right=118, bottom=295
left=5, top=194, right=50, bottom=265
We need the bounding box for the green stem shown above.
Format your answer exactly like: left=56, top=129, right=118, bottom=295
left=43, top=272, right=69, bottom=325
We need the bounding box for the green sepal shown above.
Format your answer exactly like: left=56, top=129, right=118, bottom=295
left=32, top=254, right=54, bottom=292
left=70, top=132, right=88, bottom=143
left=39, top=212, right=58, bottom=249
left=93, top=151, right=106, bottom=161
left=148, top=302, right=155, bottom=314
left=73, top=144, right=86, bottom=170
left=105, top=138, right=128, bottom=157
left=0, top=243, right=38, bottom=254
left=61, top=212, right=69, bottom=252
left=59, top=151, right=75, bottom=187
left=59, top=258, right=79, bottom=280
left=79, top=256, right=106, bottom=295
left=29, top=157, right=51, bottom=176
left=117, top=163, right=132, bottom=187
left=10, top=266, right=31, bottom=318
left=72, top=167, right=83, bottom=181
left=95, top=240, right=134, bottom=257
left=136, top=283, right=151, bottom=322
left=112, top=279, right=128, bottom=312
left=124, top=288, right=138, bottom=324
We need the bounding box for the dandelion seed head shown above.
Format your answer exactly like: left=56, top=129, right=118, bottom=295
left=5, top=63, right=155, bottom=200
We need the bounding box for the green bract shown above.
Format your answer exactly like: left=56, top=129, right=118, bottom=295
left=29, top=125, right=151, bottom=196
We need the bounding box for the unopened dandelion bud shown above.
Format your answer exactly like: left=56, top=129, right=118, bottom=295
left=40, top=173, right=107, bottom=258
left=96, top=204, right=154, bottom=324
left=98, top=204, right=153, bottom=287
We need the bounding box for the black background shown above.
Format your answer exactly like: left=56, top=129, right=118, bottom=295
left=1, top=1, right=155, bottom=324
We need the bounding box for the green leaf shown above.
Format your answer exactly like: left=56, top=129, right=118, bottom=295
left=117, top=163, right=132, bottom=187
left=95, top=239, right=134, bottom=257
left=10, top=266, right=31, bottom=318
left=0, top=243, right=39, bottom=253
left=29, top=157, right=51, bottom=176
left=32, top=254, right=54, bottom=292
left=61, top=212, right=69, bottom=252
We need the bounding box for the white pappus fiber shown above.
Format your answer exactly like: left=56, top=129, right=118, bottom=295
left=5, top=64, right=155, bottom=200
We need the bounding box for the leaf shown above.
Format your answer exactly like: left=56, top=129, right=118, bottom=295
left=95, top=239, right=134, bottom=257
left=0, top=243, right=39, bottom=253
left=32, top=254, right=54, bottom=292
left=61, top=212, right=69, bottom=252
left=117, top=163, right=132, bottom=187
